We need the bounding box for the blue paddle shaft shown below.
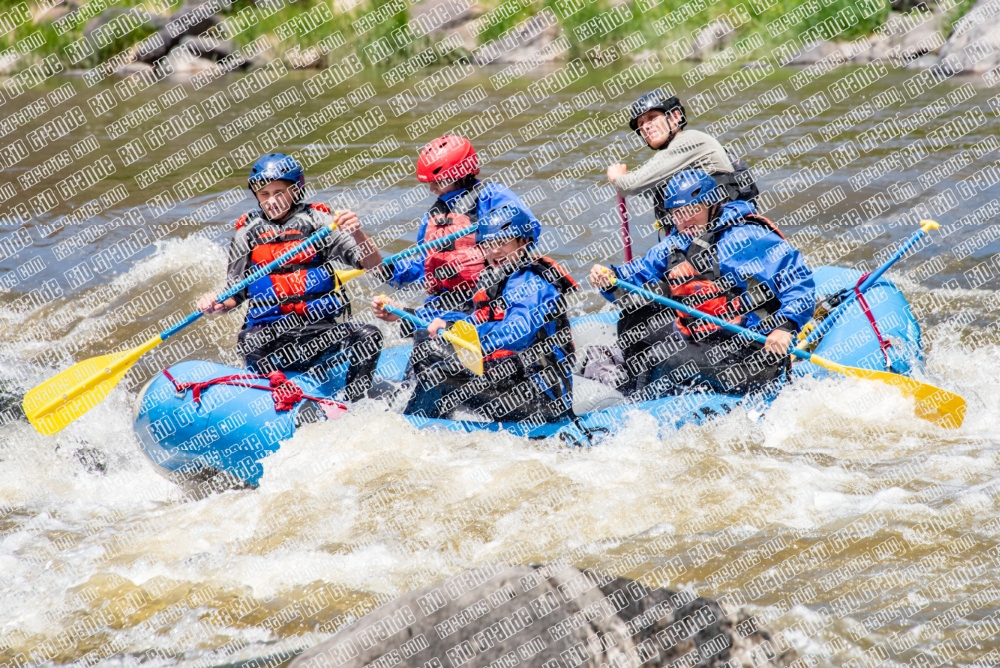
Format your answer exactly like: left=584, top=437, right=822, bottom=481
left=801, top=225, right=930, bottom=347
left=161, top=221, right=474, bottom=341
left=858, top=226, right=929, bottom=292
left=161, top=222, right=338, bottom=340
left=383, top=303, right=431, bottom=329
left=614, top=279, right=814, bottom=363
left=381, top=224, right=478, bottom=267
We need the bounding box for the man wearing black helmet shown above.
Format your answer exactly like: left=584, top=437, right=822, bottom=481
left=602, top=92, right=760, bottom=396
left=607, top=91, right=754, bottom=230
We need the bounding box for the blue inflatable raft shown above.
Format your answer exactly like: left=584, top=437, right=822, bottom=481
left=133, top=266, right=923, bottom=489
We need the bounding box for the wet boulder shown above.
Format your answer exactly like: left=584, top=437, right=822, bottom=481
left=289, top=565, right=796, bottom=668
left=937, top=0, right=1000, bottom=73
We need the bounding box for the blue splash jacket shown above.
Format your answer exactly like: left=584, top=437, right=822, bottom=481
left=601, top=200, right=816, bottom=334
left=416, top=267, right=561, bottom=356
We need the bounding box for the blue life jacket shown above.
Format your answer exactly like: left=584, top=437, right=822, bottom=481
left=607, top=200, right=816, bottom=336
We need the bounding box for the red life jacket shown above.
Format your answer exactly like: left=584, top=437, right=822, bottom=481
left=472, top=256, right=579, bottom=363
left=423, top=185, right=486, bottom=295
left=666, top=213, right=784, bottom=338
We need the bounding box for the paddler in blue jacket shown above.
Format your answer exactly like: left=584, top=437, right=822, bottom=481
left=196, top=153, right=384, bottom=402
left=386, top=134, right=541, bottom=315
left=589, top=169, right=815, bottom=397
left=373, top=209, right=578, bottom=423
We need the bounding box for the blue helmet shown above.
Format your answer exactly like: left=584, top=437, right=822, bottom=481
left=662, top=169, right=723, bottom=210
left=476, top=206, right=537, bottom=246
left=248, top=153, right=305, bottom=199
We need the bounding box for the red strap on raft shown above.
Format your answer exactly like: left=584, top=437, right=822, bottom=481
left=854, top=272, right=893, bottom=370
left=161, top=369, right=347, bottom=413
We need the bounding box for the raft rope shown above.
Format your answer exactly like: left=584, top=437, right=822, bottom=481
left=161, top=368, right=348, bottom=413
left=854, top=272, right=894, bottom=370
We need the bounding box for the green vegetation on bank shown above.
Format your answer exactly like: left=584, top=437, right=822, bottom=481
left=0, top=0, right=979, bottom=75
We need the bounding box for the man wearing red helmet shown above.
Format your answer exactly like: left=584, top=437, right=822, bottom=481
left=374, top=135, right=541, bottom=322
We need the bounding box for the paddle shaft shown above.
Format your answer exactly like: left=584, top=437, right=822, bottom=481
left=617, top=195, right=633, bottom=263
left=800, top=220, right=937, bottom=348
left=382, top=304, right=440, bottom=334
left=383, top=224, right=478, bottom=266
left=613, top=279, right=815, bottom=363
left=333, top=224, right=481, bottom=286
left=381, top=304, right=481, bottom=356
left=161, top=220, right=340, bottom=340
left=25, top=220, right=343, bottom=424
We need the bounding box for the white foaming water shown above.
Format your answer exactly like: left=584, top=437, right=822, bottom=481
left=2, top=241, right=1000, bottom=666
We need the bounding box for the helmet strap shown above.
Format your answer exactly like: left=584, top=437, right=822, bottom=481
left=706, top=203, right=722, bottom=229
left=656, top=124, right=681, bottom=152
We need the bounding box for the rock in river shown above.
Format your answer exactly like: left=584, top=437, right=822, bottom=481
left=937, top=0, right=1000, bottom=73
left=290, top=564, right=796, bottom=668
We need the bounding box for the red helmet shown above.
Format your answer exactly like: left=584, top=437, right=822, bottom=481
left=416, top=135, right=479, bottom=183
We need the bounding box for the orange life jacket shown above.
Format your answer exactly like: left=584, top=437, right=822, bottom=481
left=241, top=203, right=349, bottom=327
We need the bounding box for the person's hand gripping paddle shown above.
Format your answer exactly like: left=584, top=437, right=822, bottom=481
left=378, top=300, right=484, bottom=376
left=604, top=270, right=966, bottom=428
left=24, top=214, right=348, bottom=436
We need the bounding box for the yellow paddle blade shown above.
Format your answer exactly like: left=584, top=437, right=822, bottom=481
left=23, top=336, right=163, bottom=436
left=808, top=354, right=966, bottom=428
left=443, top=320, right=484, bottom=376
left=334, top=268, right=367, bottom=285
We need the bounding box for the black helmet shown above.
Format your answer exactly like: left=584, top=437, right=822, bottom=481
left=628, top=91, right=687, bottom=135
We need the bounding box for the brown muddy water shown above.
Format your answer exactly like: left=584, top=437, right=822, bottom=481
left=1, top=62, right=999, bottom=667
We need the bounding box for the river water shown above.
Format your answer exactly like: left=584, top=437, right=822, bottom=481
left=1, top=63, right=999, bottom=667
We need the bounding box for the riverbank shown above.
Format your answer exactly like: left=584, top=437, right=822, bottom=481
left=0, top=0, right=983, bottom=77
